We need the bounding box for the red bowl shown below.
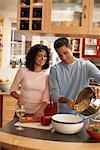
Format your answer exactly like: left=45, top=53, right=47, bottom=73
left=85, top=124, right=100, bottom=140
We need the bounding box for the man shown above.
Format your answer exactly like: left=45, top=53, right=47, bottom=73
left=49, top=37, right=100, bottom=114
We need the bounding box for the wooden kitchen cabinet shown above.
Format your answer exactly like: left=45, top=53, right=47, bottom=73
left=48, top=0, right=89, bottom=35
left=2, top=94, right=17, bottom=126
left=17, top=0, right=50, bottom=33
left=0, top=16, right=4, bottom=67
left=49, top=0, right=100, bottom=36
left=17, top=0, right=89, bottom=35
left=82, top=38, right=100, bottom=58
left=17, top=0, right=100, bottom=36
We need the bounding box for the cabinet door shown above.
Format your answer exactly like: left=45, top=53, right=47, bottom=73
left=88, top=0, right=100, bottom=36
left=48, top=0, right=89, bottom=35
left=3, top=95, right=17, bottom=126
left=17, top=0, right=49, bottom=33
left=82, top=38, right=100, bottom=58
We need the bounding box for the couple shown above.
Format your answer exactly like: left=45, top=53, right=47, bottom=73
left=10, top=37, right=100, bottom=121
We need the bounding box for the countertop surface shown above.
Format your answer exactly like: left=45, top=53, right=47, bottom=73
left=0, top=119, right=100, bottom=150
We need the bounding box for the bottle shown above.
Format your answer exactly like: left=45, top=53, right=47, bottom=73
left=11, top=57, right=16, bottom=68
left=19, top=59, right=23, bottom=67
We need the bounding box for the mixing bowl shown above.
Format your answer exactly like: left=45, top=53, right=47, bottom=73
left=51, top=114, right=84, bottom=134
left=0, top=83, right=12, bottom=92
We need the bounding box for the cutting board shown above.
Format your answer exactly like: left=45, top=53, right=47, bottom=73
left=14, top=122, right=52, bottom=130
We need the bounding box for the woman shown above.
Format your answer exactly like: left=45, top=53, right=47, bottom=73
left=10, top=44, right=50, bottom=121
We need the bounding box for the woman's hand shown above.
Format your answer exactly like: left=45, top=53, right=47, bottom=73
left=32, top=110, right=44, bottom=122
left=32, top=102, right=47, bottom=122
left=18, top=95, right=24, bottom=107
left=11, top=91, right=24, bottom=107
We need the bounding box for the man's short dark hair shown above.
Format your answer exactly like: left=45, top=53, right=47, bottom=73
left=54, top=37, right=71, bottom=51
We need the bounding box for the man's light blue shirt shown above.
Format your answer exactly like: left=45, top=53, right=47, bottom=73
left=49, top=59, right=100, bottom=114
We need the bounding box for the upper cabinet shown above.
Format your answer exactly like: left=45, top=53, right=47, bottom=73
left=0, top=16, right=4, bottom=67
left=17, top=0, right=100, bottom=36
left=49, top=0, right=100, bottom=36
left=17, top=0, right=50, bottom=33
left=48, top=0, right=89, bottom=35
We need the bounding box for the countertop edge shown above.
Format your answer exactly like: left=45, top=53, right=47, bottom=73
left=0, top=131, right=100, bottom=150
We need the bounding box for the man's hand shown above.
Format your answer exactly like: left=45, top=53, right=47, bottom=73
left=59, top=97, right=75, bottom=109
left=67, top=99, right=75, bottom=109
left=93, top=87, right=100, bottom=98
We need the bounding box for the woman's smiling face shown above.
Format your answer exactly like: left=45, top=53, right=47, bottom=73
left=35, top=49, right=47, bottom=67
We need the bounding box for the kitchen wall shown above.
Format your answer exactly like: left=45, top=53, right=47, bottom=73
left=0, top=10, right=17, bottom=68
left=0, top=9, right=18, bottom=81
left=0, top=9, right=100, bottom=81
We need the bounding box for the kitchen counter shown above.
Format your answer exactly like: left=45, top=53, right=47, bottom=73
left=0, top=119, right=100, bottom=150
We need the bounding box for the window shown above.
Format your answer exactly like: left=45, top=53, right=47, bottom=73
left=10, top=23, right=31, bottom=66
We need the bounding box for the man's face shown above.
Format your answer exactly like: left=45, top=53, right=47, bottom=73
left=56, top=45, right=74, bottom=64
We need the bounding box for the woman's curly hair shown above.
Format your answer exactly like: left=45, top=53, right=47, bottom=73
left=25, top=44, right=50, bottom=71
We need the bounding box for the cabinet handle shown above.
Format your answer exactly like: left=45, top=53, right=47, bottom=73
left=82, top=5, right=86, bottom=19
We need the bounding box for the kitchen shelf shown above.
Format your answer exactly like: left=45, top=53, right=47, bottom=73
left=82, top=38, right=100, bottom=58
